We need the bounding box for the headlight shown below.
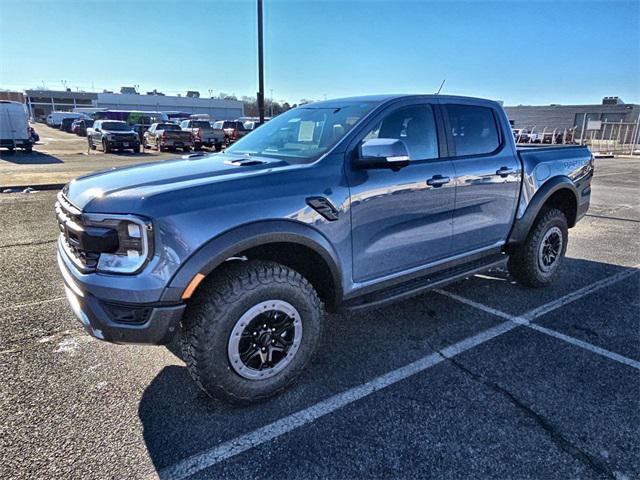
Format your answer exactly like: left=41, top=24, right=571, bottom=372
left=83, top=214, right=153, bottom=274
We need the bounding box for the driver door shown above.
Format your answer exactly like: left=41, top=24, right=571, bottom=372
left=346, top=101, right=456, bottom=282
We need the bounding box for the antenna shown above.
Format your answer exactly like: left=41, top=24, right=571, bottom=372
left=435, top=79, right=446, bottom=95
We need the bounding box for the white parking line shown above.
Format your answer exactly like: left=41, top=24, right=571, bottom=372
left=156, top=320, right=518, bottom=480
left=437, top=265, right=640, bottom=371
left=0, top=296, right=66, bottom=312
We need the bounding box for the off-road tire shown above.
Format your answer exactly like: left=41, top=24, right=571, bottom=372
left=182, top=260, right=324, bottom=405
left=508, top=208, right=568, bottom=288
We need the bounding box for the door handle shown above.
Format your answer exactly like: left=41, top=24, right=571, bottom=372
left=496, top=166, right=517, bottom=177
left=426, top=175, right=450, bottom=187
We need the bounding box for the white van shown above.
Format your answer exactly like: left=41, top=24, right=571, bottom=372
left=46, top=111, right=85, bottom=128
left=0, top=101, right=32, bottom=152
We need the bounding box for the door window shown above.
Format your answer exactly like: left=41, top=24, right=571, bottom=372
left=362, top=105, right=438, bottom=160
left=445, top=105, right=500, bottom=157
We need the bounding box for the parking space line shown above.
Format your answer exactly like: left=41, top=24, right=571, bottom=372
left=0, top=296, right=66, bottom=312
left=437, top=264, right=640, bottom=371
left=527, top=323, right=640, bottom=370
left=520, top=266, right=640, bottom=321
left=157, top=321, right=518, bottom=480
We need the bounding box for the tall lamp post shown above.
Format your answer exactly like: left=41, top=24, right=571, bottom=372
left=257, top=0, right=265, bottom=124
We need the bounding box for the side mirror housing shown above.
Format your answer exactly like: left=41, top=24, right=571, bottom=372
left=354, top=138, right=410, bottom=169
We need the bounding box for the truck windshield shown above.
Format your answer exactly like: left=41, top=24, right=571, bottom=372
left=191, top=121, right=210, bottom=128
left=226, top=102, right=377, bottom=163
left=102, top=122, right=130, bottom=131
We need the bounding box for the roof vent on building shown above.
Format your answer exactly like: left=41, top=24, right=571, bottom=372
left=602, top=96, right=623, bottom=105
left=120, top=86, right=139, bottom=95
left=186, top=91, right=200, bottom=98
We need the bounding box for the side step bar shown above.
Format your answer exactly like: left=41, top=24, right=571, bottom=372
left=342, top=253, right=508, bottom=311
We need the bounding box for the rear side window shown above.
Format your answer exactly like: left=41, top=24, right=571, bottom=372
left=445, top=105, right=500, bottom=157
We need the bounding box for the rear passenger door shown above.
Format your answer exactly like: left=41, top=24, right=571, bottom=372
left=441, top=102, right=521, bottom=254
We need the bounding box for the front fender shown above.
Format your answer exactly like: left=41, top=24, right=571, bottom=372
left=507, top=176, right=578, bottom=245
left=160, top=220, right=343, bottom=304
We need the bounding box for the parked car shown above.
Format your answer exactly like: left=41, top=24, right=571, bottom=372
left=212, top=120, right=247, bottom=145
left=72, top=119, right=94, bottom=136
left=87, top=120, right=141, bottom=153
left=131, top=124, right=150, bottom=144
left=243, top=120, right=266, bottom=131
left=0, top=100, right=32, bottom=152
left=180, top=119, right=224, bottom=151
left=513, top=128, right=530, bottom=143
left=55, top=94, right=593, bottom=405
left=46, top=111, right=85, bottom=128
left=60, top=117, right=79, bottom=133
left=143, top=122, right=194, bottom=152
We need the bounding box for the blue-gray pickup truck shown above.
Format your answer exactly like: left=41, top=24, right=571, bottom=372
left=56, top=94, right=593, bottom=404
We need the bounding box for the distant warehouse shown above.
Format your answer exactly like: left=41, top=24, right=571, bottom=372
left=25, top=88, right=244, bottom=121
left=504, top=97, right=640, bottom=134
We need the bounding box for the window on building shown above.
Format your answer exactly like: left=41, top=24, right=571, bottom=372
left=600, top=113, right=625, bottom=123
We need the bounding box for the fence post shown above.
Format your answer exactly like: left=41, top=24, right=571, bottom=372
left=579, top=113, right=587, bottom=145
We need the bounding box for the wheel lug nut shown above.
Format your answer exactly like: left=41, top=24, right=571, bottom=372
left=252, top=343, right=256, bottom=347
left=261, top=347, right=266, bottom=352
left=271, top=328, right=275, bottom=332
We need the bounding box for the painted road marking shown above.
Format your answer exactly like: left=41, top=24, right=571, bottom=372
left=157, top=266, right=640, bottom=479
left=156, top=321, right=518, bottom=480
left=437, top=264, right=640, bottom=371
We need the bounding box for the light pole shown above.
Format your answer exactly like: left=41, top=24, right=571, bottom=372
left=257, top=0, right=265, bottom=124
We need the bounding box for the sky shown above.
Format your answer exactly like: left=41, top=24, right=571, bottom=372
left=0, top=0, right=638, bottom=106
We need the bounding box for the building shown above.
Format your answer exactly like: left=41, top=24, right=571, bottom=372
left=505, top=97, right=640, bottom=137
left=0, top=90, right=26, bottom=103
left=25, top=89, right=98, bottom=120
left=24, top=89, right=244, bottom=122
left=96, top=92, right=243, bottom=120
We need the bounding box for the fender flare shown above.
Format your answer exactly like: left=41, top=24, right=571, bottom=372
left=507, top=176, right=579, bottom=245
left=161, top=220, right=344, bottom=304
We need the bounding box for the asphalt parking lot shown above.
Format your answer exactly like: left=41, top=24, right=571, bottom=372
left=1, top=157, right=639, bottom=479
left=0, top=124, right=196, bottom=188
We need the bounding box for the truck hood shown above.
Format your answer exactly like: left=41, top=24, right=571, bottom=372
left=63, top=152, right=289, bottom=213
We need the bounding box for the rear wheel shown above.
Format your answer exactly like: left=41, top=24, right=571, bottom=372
left=508, top=208, right=568, bottom=288
left=182, top=260, right=324, bottom=405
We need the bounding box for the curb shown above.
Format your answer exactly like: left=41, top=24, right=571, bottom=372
left=2, top=183, right=65, bottom=192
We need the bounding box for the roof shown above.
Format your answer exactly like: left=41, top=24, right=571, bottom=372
left=304, top=94, right=499, bottom=108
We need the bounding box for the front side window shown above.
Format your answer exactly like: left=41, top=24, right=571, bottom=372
left=445, top=105, right=500, bottom=157
left=361, top=104, right=438, bottom=160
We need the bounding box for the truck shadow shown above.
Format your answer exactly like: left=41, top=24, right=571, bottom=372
left=0, top=150, right=63, bottom=164
left=138, top=257, right=637, bottom=474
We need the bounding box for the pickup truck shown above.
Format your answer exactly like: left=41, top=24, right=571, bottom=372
left=55, top=94, right=593, bottom=404
left=180, top=119, right=224, bottom=151
left=87, top=120, right=141, bottom=153
left=143, top=123, right=194, bottom=152
left=212, top=120, right=248, bottom=145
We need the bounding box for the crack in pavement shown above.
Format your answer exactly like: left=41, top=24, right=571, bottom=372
left=0, top=238, right=57, bottom=249
left=429, top=338, right=616, bottom=479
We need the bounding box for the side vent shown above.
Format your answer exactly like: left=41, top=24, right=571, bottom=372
left=306, top=196, right=339, bottom=221
left=224, top=158, right=267, bottom=166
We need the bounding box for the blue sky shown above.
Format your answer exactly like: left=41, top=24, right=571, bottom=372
left=1, top=0, right=638, bottom=105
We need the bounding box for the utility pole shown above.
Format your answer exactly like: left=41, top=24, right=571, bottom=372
left=257, top=0, right=265, bottom=124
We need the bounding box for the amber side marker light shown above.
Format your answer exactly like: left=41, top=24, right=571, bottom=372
left=182, top=273, right=205, bottom=300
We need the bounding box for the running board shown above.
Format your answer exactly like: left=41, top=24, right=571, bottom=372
left=342, top=254, right=508, bottom=311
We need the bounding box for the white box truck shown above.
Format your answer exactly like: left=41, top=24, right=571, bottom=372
left=0, top=101, right=32, bottom=152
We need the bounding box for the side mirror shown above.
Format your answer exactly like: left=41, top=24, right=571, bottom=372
left=94, top=128, right=100, bottom=132
left=355, top=138, right=410, bottom=169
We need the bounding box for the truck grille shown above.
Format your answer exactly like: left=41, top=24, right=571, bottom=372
left=55, top=193, right=100, bottom=271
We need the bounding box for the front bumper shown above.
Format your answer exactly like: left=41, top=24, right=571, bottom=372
left=108, top=140, right=140, bottom=149
left=57, top=248, right=185, bottom=345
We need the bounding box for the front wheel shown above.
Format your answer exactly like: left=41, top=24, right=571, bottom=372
left=102, top=139, right=111, bottom=153
left=182, top=260, right=324, bottom=405
left=508, top=208, right=568, bottom=288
